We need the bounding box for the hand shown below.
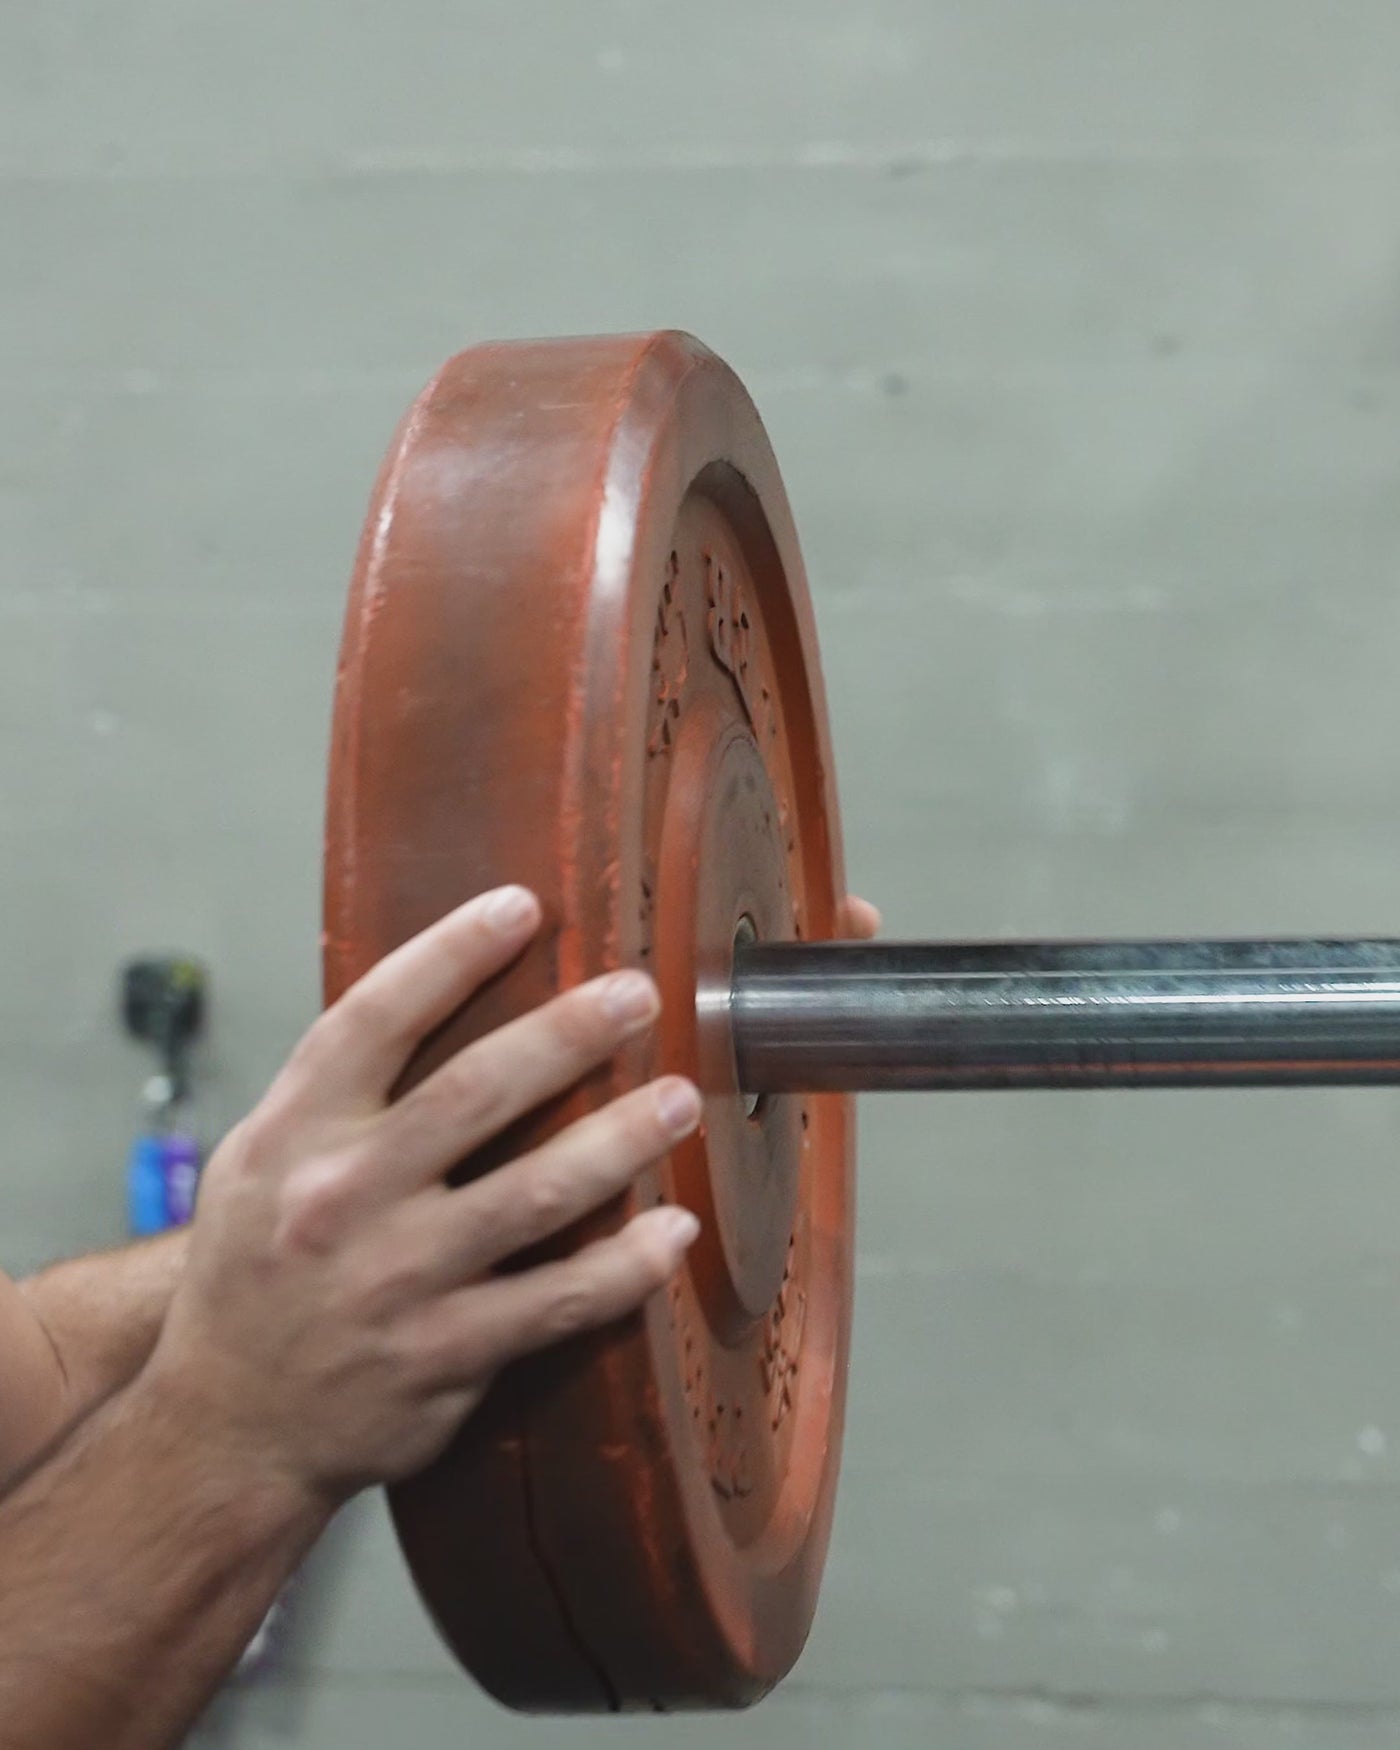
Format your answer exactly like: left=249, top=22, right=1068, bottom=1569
left=838, top=896, right=882, bottom=940
left=144, top=888, right=701, bottom=1505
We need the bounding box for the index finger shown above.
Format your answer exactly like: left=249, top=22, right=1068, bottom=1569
left=292, top=886, right=542, bottom=1108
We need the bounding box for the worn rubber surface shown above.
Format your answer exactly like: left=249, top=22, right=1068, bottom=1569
left=323, top=332, right=853, bottom=1711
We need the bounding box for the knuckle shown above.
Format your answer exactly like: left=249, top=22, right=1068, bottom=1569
left=553, top=989, right=613, bottom=1055
left=229, top=1102, right=292, bottom=1173
left=521, top=1170, right=573, bottom=1234
left=273, top=1160, right=355, bottom=1256
left=419, top=1056, right=504, bottom=1136
left=413, top=1310, right=484, bottom=1388
left=572, top=1137, right=645, bottom=1208
left=288, top=1004, right=359, bottom=1079
left=623, top=1094, right=672, bottom=1158
left=211, top=1113, right=257, bottom=1170
left=386, top=1319, right=444, bottom=1390
left=339, top=985, right=410, bottom=1054
left=542, top=1282, right=596, bottom=1342
left=392, top=1085, right=456, bottom=1161
left=366, top=1249, right=435, bottom=1317
left=385, top=1089, right=435, bottom=1160
left=448, top=1055, right=506, bottom=1125
left=629, top=1219, right=678, bottom=1282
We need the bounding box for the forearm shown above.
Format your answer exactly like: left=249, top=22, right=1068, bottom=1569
left=19, top=1232, right=187, bottom=1424
left=0, top=1367, right=327, bottom=1750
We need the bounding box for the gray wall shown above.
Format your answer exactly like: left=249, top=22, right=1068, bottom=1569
left=4, top=2, right=1400, bottom=1744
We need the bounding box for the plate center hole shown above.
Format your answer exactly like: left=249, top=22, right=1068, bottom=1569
left=733, top=915, right=764, bottom=1121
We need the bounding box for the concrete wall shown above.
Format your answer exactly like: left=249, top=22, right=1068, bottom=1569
left=4, top=3, right=1400, bottom=1743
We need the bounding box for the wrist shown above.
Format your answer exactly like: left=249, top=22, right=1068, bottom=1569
left=128, top=1349, right=339, bottom=1544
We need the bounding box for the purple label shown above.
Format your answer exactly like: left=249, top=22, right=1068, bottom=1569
left=162, top=1133, right=202, bottom=1226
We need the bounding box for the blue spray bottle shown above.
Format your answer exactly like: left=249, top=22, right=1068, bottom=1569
left=121, top=955, right=206, bottom=1237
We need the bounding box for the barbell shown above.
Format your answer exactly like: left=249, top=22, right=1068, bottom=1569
left=322, top=331, right=1400, bottom=1714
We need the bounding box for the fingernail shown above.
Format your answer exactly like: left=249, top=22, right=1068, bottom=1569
left=599, top=971, right=659, bottom=1026
left=483, top=885, right=536, bottom=931
left=661, top=1208, right=700, bottom=1248
left=655, top=1078, right=702, bottom=1137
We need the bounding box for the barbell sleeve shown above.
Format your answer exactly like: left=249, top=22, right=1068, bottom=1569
left=729, top=939, right=1400, bottom=1092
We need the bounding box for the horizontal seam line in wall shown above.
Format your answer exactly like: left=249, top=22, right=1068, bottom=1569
left=781, top=1682, right=1400, bottom=1719
left=250, top=1668, right=1400, bottom=1717
left=7, top=141, right=1400, bottom=180
left=3, top=362, right=1399, bottom=397
left=835, top=1465, right=1400, bottom=1493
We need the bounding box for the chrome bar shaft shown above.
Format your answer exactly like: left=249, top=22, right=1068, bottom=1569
left=730, top=940, right=1400, bottom=1092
